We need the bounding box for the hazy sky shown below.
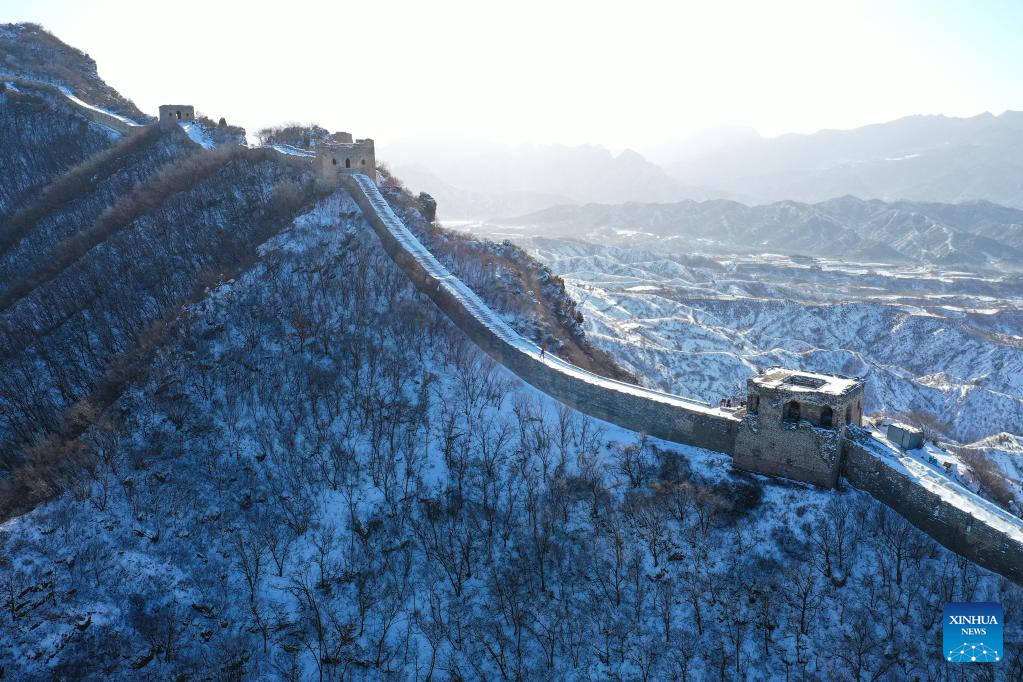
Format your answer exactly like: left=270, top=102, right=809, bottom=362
left=5, top=0, right=1022, bottom=148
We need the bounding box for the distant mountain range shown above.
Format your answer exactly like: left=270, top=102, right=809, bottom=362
left=387, top=110, right=1023, bottom=220
left=496, top=195, right=1023, bottom=269
left=652, top=112, right=1023, bottom=209
left=381, top=136, right=720, bottom=219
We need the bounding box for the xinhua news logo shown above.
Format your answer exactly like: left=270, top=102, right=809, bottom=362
left=943, top=602, right=1003, bottom=663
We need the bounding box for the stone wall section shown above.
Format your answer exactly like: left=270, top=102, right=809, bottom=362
left=734, top=415, right=844, bottom=488
left=843, top=434, right=1023, bottom=584
left=341, top=174, right=740, bottom=454
left=2, top=75, right=139, bottom=135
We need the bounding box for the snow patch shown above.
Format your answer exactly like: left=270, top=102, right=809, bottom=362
left=56, top=85, right=141, bottom=127
left=271, top=143, right=315, bottom=158
left=179, top=121, right=214, bottom=149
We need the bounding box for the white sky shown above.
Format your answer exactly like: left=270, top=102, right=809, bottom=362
left=7, top=0, right=1022, bottom=148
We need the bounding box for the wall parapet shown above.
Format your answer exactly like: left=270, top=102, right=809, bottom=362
left=0, top=73, right=144, bottom=135
left=341, top=173, right=740, bottom=453
left=843, top=430, right=1023, bottom=585
left=343, top=171, right=1023, bottom=587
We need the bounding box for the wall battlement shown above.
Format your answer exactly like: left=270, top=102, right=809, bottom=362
left=843, top=432, right=1023, bottom=584
left=318, top=139, right=376, bottom=182
left=734, top=369, right=865, bottom=487
left=158, top=104, right=194, bottom=126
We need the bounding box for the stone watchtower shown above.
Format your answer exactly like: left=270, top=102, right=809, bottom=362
left=158, top=105, right=195, bottom=126
left=317, top=135, right=376, bottom=182
left=733, top=368, right=865, bottom=487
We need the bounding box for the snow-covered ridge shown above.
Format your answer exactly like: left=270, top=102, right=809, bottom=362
left=361, top=187, right=1023, bottom=581
left=56, top=84, right=142, bottom=127
left=0, top=71, right=144, bottom=133
left=350, top=173, right=729, bottom=417
left=859, top=427, right=1023, bottom=544
left=179, top=121, right=213, bottom=150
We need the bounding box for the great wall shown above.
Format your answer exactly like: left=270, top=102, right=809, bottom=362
left=1, top=73, right=143, bottom=135
left=337, top=172, right=1023, bottom=587
left=5, top=74, right=1023, bottom=585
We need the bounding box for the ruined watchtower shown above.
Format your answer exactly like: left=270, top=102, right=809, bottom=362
left=317, top=136, right=376, bottom=182
left=158, top=105, right=195, bottom=126
left=733, top=368, right=865, bottom=487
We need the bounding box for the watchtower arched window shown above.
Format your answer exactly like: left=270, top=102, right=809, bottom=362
left=361, top=159, right=366, bottom=165
left=845, top=406, right=852, bottom=424
left=332, top=158, right=337, bottom=166
left=345, top=158, right=351, bottom=169
left=820, top=405, right=833, bottom=428
left=784, top=400, right=800, bottom=422
left=749, top=393, right=759, bottom=413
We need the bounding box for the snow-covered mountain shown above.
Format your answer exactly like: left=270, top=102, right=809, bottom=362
left=381, top=135, right=719, bottom=219
left=651, top=110, right=1023, bottom=209
left=387, top=109, right=1023, bottom=218
left=3, top=22, right=1023, bottom=681
left=499, top=195, right=1023, bottom=270
left=0, top=22, right=146, bottom=121
left=4, top=190, right=1020, bottom=680
left=456, top=232, right=1023, bottom=446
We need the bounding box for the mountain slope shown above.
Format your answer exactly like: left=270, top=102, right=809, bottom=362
left=0, top=124, right=196, bottom=296
left=657, top=110, right=1023, bottom=209
left=381, top=136, right=717, bottom=219
left=0, top=23, right=146, bottom=119
left=0, top=80, right=124, bottom=216
left=502, top=236, right=1023, bottom=443
left=2, top=24, right=1022, bottom=682
left=0, top=145, right=319, bottom=515
left=2, top=193, right=1019, bottom=680
left=499, top=194, right=1023, bottom=269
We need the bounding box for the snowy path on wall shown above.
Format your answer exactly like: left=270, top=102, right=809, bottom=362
left=350, top=173, right=733, bottom=418
left=271, top=144, right=316, bottom=158
left=57, top=85, right=143, bottom=127
left=0, top=71, right=145, bottom=127
left=858, top=428, right=1023, bottom=543
left=350, top=173, right=1023, bottom=546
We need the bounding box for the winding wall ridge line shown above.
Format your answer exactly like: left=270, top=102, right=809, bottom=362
left=343, top=173, right=1023, bottom=586
left=1, top=73, right=143, bottom=134
left=342, top=174, right=741, bottom=453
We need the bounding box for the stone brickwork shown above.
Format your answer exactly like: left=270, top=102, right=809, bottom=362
left=1, top=75, right=140, bottom=135
left=734, top=417, right=845, bottom=487
left=343, top=171, right=1023, bottom=586
left=158, top=104, right=195, bottom=126
left=734, top=369, right=864, bottom=487
left=319, top=139, right=375, bottom=181
left=843, top=434, right=1023, bottom=584
left=77, top=97, right=139, bottom=135
left=341, top=174, right=739, bottom=454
